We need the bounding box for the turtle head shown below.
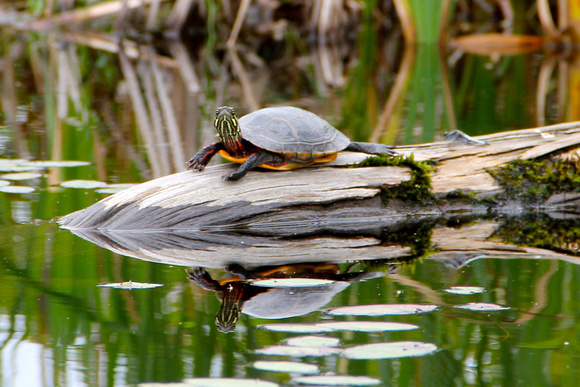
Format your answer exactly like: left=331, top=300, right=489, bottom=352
left=215, top=282, right=244, bottom=333
left=214, top=106, right=241, bottom=150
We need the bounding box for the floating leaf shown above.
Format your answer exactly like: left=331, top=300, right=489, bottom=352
left=0, top=186, right=35, bottom=194
left=61, top=180, right=108, bottom=189
left=250, top=278, right=337, bottom=288
left=97, top=281, right=163, bottom=290
left=342, top=341, right=438, bottom=360
left=0, top=172, right=43, bottom=180
left=255, top=345, right=342, bottom=358
left=453, top=302, right=510, bottom=311
left=258, top=323, right=334, bottom=334
left=316, top=321, right=419, bottom=333
left=444, top=286, right=486, bottom=295
left=293, top=375, right=382, bottom=386
left=182, top=378, right=278, bottom=387
left=22, top=160, right=91, bottom=168
left=326, top=304, right=438, bottom=316
left=0, top=159, right=37, bottom=172
left=252, top=360, right=319, bottom=375
left=0, top=158, right=27, bottom=165
left=285, top=336, right=340, bottom=347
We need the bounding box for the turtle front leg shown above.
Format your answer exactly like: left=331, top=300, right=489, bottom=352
left=223, top=150, right=284, bottom=181
left=187, top=268, right=221, bottom=291
left=187, top=142, right=225, bottom=171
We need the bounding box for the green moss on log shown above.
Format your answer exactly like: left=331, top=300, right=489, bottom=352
left=489, top=156, right=580, bottom=202
left=352, top=154, right=436, bottom=204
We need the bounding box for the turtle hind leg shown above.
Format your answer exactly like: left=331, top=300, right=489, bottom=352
left=346, top=142, right=397, bottom=156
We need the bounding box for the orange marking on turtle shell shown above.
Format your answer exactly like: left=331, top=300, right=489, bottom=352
left=218, top=150, right=338, bottom=171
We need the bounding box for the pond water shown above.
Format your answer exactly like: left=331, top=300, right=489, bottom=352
left=1, top=16, right=580, bottom=387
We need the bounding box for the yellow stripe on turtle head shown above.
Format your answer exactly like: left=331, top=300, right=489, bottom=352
left=215, top=107, right=241, bottom=150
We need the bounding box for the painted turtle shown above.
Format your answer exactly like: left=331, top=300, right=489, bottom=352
left=187, top=106, right=396, bottom=180
left=188, top=263, right=386, bottom=333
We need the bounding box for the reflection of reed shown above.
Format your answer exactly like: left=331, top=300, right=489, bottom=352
left=47, top=32, right=203, bottom=177
left=1, top=38, right=29, bottom=160
left=117, top=41, right=193, bottom=176
left=370, top=45, right=415, bottom=144
left=514, top=260, right=558, bottom=325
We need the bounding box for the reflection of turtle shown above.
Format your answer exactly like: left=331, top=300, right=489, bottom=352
left=188, top=263, right=384, bottom=333
left=187, top=106, right=396, bottom=180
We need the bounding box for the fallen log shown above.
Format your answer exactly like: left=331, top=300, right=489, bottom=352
left=59, top=121, right=580, bottom=230
left=58, top=122, right=580, bottom=267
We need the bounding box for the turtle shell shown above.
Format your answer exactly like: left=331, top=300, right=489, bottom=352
left=238, top=107, right=351, bottom=157
left=242, top=281, right=351, bottom=319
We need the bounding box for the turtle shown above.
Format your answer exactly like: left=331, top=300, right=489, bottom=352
left=188, top=263, right=385, bottom=333
left=187, top=106, right=396, bottom=181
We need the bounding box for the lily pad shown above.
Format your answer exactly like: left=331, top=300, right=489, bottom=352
left=97, top=281, right=163, bottom=290
left=293, top=375, right=382, bottom=386
left=285, top=336, right=340, bottom=347
left=316, top=321, right=419, bottom=333
left=255, top=345, right=342, bottom=358
left=61, top=180, right=108, bottom=189
left=0, top=159, right=37, bottom=172
left=444, top=286, right=486, bottom=295
left=249, top=278, right=337, bottom=287
left=22, top=160, right=91, bottom=168
left=342, top=341, right=438, bottom=360
left=258, top=323, right=335, bottom=334
left=252, top=360, right=319, bottom=375
left=453, top=302, right=510, bottom=311
left=182, top=378, right=278, bottom=387
left=0, top=172, right=43, bottom=180
left=326, top=304, right=438, bottom=316
left=0, top=186, right=35, bottom=194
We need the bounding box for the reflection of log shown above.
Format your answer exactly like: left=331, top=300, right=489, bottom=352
left=59, top=122, right=580, bottom=234
left=63, top=220, right=579, bottom=269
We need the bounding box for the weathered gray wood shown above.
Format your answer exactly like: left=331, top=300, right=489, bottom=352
left=59, top=165, right=411, bottom=230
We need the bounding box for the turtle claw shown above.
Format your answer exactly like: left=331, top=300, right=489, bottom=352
left=187, top=267, right=220, bottom=291
left=222, top=171, right=245, bottom=181
left=187, top=267, right=207, bottom=281
left=186, top=158, right=203, bottom=171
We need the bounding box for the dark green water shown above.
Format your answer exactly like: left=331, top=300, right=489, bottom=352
left=1, top=23, right=579, bottom=386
